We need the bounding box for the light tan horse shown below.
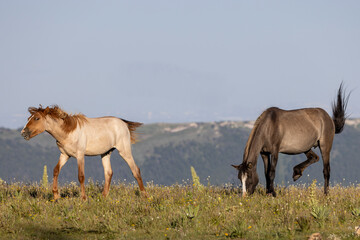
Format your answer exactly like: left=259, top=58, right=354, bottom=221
left=21, top=105, right=146, bottom=200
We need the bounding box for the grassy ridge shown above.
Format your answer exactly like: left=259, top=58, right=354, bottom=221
left=0, top=182, right=360, bottom=239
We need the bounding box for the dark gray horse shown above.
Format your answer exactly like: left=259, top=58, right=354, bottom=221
left=232, top=84, right=349, bottom=197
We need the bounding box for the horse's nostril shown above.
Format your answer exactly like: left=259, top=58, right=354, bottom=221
left=21, top=128, right=31, bottom=139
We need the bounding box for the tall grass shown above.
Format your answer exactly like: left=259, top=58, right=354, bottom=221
left=0, top=180, right=359, bottom=239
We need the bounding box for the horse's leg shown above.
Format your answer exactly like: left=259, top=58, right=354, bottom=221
left=319, top=144, right=332, bottom=195
left=101, top=151, right=113, bottom=197
left=261, top=153, right=271, bottom=194
left=76, top=155, right=87, bottom=200
left=52, top=153, right=70, bottom=200
left=268, top=152, right=279, bottom=197
left=117, top=144, right=146, bottom=194
left=292, top=149, right=319, bottom=181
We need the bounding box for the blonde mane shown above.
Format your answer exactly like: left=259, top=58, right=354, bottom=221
left=28, top=105, right=87, bottom=133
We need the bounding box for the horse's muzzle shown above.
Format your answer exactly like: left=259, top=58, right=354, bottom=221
left=21, top=128, right=31, bottom=140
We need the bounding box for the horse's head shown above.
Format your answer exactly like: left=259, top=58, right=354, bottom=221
left=21, top=106, right=49, bottom=140
left=232, top=162, right=259, bottom=197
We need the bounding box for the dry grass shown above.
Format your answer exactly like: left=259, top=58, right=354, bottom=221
left=0, top=180, right=360, bottom=239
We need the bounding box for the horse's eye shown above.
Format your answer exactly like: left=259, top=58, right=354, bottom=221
left=35, top=117, right=40, bottom=121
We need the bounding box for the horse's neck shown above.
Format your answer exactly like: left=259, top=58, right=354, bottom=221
left=45, top=118, right=67, bottom=143
left=244, top=133, right=264, bottom=166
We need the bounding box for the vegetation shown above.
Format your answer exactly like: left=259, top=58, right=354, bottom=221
left=42, top=165, right=48, bottom=189
left=190, top=166, right=203, bottom=190
left=0, top=180, right=359, bottom=239
left=1, top=121, right=360, bottom=238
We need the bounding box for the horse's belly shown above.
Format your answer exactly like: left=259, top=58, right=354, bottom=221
left=85, top=133, right=116, bottom=156
left=279, top=134, right=318, bottom=154
left=85, top=145, right=113, bottom=156
left=279, top=145, right=312, bottom=154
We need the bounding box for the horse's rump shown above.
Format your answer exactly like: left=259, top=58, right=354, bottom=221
left=121, top=119, right=143, bottom=144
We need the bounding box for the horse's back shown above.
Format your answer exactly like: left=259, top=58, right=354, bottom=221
left=285, top=108, right=334, bottom=134
left=87, top=116, right=130, bottom=138
left=265, top=107, right=332, bottom=127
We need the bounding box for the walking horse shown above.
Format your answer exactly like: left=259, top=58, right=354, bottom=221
left=21, top=105, right=146, bottom=200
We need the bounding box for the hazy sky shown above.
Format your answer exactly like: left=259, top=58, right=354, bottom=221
left=1, top=1, right=359, bottom=129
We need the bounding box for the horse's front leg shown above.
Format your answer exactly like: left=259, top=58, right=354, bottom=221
left=268, top=152, right=279, bottom=197
left=76, top=155, right=87, bottom=200
left=261, top=153, right=271, bottom=194
left=52, top=153, right=70, bottom=200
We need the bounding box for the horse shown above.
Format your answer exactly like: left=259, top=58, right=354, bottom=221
left=21, top=105, right=146, bottom=200
left=232, top=84, right=349, bottom=197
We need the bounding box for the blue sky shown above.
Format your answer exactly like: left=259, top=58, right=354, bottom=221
left=1, top=1, right=359, bottom=129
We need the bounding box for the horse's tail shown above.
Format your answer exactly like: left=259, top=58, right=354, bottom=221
left=243, top=111, right=266, bottom=160
left=332, top=83, right=350, bottom=134
left=121, top=119, right=143, bottom=144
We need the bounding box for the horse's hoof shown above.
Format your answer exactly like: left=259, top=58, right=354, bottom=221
left=293, top=174, right=302, bottom=181
left=292, top=168, right=302, bottom=181
left=53, top=195, right=60, bottom=202
left=141, top=191, right=149, bottom=198
left=266, top=192, right=277, bottom=197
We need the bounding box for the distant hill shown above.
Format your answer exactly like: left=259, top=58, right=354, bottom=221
left=0, top=119, right=359, bottom=187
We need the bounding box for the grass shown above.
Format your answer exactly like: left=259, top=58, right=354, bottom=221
left=0, top=181, right=360, bottom=239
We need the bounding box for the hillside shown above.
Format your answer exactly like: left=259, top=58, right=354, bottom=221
left=0, top=119, right=359, bottom=187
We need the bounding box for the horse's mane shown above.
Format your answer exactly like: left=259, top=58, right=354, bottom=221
left=28, top=105, right=87, bottom=133
left=243, top=110, right=267, bottom=162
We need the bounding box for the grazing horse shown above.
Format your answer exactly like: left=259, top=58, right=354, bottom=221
left=21, top=105, right=146, bottom=200
left=232, top=84, right=349, bottom=197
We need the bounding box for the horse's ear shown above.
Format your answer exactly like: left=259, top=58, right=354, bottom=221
left=44, top=107, right=50, bottom=114
left=28, top=107, right=35, bottom=114
left=231, top=164, right=240, bottom=170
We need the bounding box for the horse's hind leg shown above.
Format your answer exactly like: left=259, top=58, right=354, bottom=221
left=52, top=153, right=69, bottom=200
left=117, top=144, right=146, bottom=194
left=101, top=151, right=113, bottom=197
left=292, top=150, right=319, bottom=181
left=319, top=143, right=332, bottom=195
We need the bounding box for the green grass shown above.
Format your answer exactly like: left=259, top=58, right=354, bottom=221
left=0, top=181, right=360, bottom=239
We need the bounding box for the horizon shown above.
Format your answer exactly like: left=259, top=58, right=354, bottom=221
left=4, top=115, right=360, bottom=131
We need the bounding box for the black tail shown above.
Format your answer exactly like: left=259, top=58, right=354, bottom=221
left=332, top=83, right=350, bottom=134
